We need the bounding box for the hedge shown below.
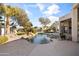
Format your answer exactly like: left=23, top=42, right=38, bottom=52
left=0, top=36, right=8, bottom=44
left=16, top=32, right=25, bottom=35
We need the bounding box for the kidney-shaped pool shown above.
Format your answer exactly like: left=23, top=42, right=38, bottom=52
left=29, top=33, right=51, bottom=44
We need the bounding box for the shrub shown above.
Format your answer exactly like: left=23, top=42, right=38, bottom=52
left=31, top=28, right=36, bottom=34
left=17, top=32, right=25, bottom=35
left=0, top=36, right=8, bottom=44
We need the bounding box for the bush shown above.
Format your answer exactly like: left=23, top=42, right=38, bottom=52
left=17, top=32, right=25, bottom=35
left=0, top=36, right=8, bottom=44
left=31, top=28, right=36, bottom=34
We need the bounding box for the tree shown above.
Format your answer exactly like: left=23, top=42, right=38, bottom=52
left=39, top=17, right=51, bottom=27
left=0, top=4, right=5, bottom=35
left=3, top=5, right=29, bottom=34
left=34, top=26, right=38, bottom=29
left=39, top=17, right=51, bottom=31
left=23, top=21, right=33, bottom=34
left=0, top=3, right=5, bottom=15
left=4, top=5, right=11, bottom=34
left=0, top=4, right=33, bottom=35
left=15, top=8, right=33, bottom=34
left=15, top=8, right=29, bottom=26
left=0, top=23, right=1, bottom=35
left=4, top=5, right=21, bottom=34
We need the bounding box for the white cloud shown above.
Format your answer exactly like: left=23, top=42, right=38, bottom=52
left=36, top=3, right=45, bottom=11
left=43, top=4, right=60, bottom=16
left=47, top=16, right=59, bottom=24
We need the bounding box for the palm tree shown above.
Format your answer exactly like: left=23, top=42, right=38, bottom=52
left=0, top=4, right=12, bottom=35
left=4, top=5, right=21, bottom=34
left=0, top=4, right=32, bottom=35
left=4, top=5, right=13, bottom=34
left=0, top=23, right=1, bottom=35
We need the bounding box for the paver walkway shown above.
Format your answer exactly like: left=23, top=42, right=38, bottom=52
left=0, top=39, right=36, bottom=56
left=0, top=39, right=79, bottom=56
left=30, top=39, right=79, bottom=56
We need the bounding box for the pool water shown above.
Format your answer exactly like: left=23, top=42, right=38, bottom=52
left=30, top=34, right=50, bottom=44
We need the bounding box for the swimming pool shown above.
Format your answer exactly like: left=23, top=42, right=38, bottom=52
left=30, top=33, right=50, bottom=44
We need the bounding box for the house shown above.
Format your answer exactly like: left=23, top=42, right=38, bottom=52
left=0, top=15, right=19, bottom=35
left=0, top=16, right=5, bottom=35
left=59, top=4, right=79, bottom=42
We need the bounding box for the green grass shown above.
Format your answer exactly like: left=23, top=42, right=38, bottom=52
left=16, top=32, right=25, bottom=35
left=0, top=36, right=8, bottom=44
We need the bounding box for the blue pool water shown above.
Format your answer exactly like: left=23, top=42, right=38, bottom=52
left=31, top=34, right=50, bottom=44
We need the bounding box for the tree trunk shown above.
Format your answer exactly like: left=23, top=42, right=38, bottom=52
left=6, top=16, right=10, bottom=35
left=0, top=23, right=1, bottom=35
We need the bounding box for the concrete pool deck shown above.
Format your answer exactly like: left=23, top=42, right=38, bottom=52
left=0, top=39, right=79, bottom=56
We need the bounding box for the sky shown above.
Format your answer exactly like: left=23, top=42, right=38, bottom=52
left=5, top=3, right=73, bottom=27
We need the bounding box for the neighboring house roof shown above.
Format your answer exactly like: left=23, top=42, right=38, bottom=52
left=59, top=12, right=72, bottom=21
left=17, top=26, right=24, bottom=29
left=59, top=4, right=79, bottom=22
